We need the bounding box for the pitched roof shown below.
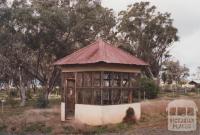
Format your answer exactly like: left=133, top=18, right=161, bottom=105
left=54, top=39, right=148, bottom=66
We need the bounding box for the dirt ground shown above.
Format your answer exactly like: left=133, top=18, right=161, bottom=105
left=126, top=93, right=200, bottom=135
left=0, top=93, right=200, bottom=135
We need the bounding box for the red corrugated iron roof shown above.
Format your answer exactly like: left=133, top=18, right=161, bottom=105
left=54, top=39, right=148, bottom=66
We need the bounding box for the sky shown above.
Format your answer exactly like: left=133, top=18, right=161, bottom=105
left=102, top=0, right=200, bottom=77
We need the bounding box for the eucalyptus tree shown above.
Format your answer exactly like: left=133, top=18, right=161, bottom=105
left=163, top=60, right=189, bottom=85
left=0, top=0, right=116, bottom=103
left=118, top=2, right=179, bottom=78
left=0, top=0, right=34, bottom=105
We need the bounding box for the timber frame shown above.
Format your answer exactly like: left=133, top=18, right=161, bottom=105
left=60, top=63, right=144, bottom=116
left=55, top=39, right=148, bottom=120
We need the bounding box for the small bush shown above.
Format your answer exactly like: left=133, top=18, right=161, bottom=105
left=35, top=94, right=48, bottom=108
left=138, top=78, right=159, bottom=99
left=123, top=107, right=136, bottom=124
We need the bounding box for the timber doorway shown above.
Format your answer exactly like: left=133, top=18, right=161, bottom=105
left=65, top=79, right=75, bottom=117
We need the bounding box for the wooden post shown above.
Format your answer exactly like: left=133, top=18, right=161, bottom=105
left=120, top=72, right=122, bottom=104
left=63, top=73, right=66, bottom=103
left=1, top=100, right=5, bottom=113
left=100, top=71, right=103, bottom=105
left=186, top=107, right=188, bottom=116
left=61, top=73, right=66, bottom=121
left=173, top=88, right=175, bottom=97
left=82, top=73, right=85, bottom=104
left=61, top=73, right=64, bottom=102
left=128, top=73, right=132, bottom=103
left=138, top=89, right=141, bottom=102
left=108, top=72, right=112, bottom=104
left=111, top=72, right=114, bottom=105
left=128, top=89, right=132, bottom=103
left=91, top=72, right=94, bottom=104
left=75, top=72, right=77, bottom=104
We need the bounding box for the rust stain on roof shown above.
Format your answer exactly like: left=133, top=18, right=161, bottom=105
left=54, top=39, right=148, bottom=66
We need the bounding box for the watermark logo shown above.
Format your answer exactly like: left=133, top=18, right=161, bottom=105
left=166, top=99, right=198, bottom=131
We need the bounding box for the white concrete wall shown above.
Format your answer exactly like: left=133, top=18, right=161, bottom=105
left=75, top=103, right=141, bottom=126
left=61, top=102, right=65, bottom=121
left=75, top=104, right=103, bottom=125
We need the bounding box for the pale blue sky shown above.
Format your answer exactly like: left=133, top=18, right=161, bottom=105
left=102, top=0, right=200, bottom=76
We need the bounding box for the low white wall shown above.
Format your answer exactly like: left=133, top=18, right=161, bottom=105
left=75, top=104, right=103, bottom=125
left=61, top=102, right=65, bottom=121
left=75, top=103, right=141, bottom=126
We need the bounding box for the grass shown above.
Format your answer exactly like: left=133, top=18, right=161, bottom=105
left=62, top=121, right=135, bottom=134
left=0, top=90, right=60, bottom=134
left=82, top=123, right=134, bottom=134
left=0, top=124, right=7, bottom=131
left=159, top=91, right=200, bottom=100
left=0, top=90, right=199, bottom=134
left=63, top=125, right=78, bottom=134
left=23, top=122, right=52, bottom=134
left=0, top=96, right=60, bottom=118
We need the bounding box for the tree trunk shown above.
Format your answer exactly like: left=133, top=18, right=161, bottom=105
left=43, top=68, right=60, bottom=103
left=42, top=83, right=52, bottom=105
left=20, top=84, right=26, bottom=106
left=19, top=66, right=26, bottom=106
left=6, top=81, right=10, bottom=97
left=44, top=88, right=49, bottom=102
left=33, top=81, right=36, bottom=94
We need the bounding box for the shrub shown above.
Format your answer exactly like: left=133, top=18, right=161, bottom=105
left=35, top=94, right=48, bottom=108
left=123, top=107, right=136, bottom=124
left=138, top=78, right=159, bottom=99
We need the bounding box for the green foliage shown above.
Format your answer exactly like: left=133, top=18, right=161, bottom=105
left=35, top=94, right=48, bottom=108
left=0, top=0, right=116, bottom=103
left=51, top=87, right=60, bottom=95
left=138, top=78, right=159, bottom=99
left=163, top=60, right=189, bottom=84
left=0, top=0, right=179, bottom=103
left=161, top=72, right=167, bottom=84
left=118, top=1, right=179, bottom=77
